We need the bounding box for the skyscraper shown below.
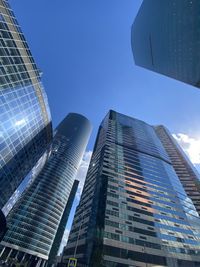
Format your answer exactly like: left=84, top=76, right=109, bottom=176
left=63, top=110, right=200, bottom=267
left=48, top=179, right=79, bottom=267
left=0, top=0, right=52, bottom=210
left=155, top=125, right=200, bottom=216
left=0, top=113, right=91, bottom=267
left=132, top=0, right=200, bottom=88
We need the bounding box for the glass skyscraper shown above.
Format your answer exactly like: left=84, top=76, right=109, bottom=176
left=155, top=125, right=200, bottom=216
left=0, top=113, right=91, bottom=267
left=63, top=110, right=200, bottom=267
left=48, top=179, right=79, bottom=266
left=132, top=0, right=200, bottom=88
left=0, top=0, right=52, bottom=210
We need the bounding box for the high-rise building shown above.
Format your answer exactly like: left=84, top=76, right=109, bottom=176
left=48, top=179, right=79, bottom=267
left=132, top=0, right=200, bottom=88
left=155, top=125, right=200, bottom=216
left=0, top=0, right=52, bottom=210
left=63, top=110, right=200, bottom=267
left=0, top=113, right=91, bottom=267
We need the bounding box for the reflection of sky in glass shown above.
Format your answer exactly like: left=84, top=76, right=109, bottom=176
left=66, top=111, right=200, bottom=265
left=120, top=114, right=200, bottom=251
left=3, top=114, right=91, bottom=259
left=14, top=118, right=26, bottom=126
left=2, top=150, right=49, bottom=216
left=116, top=112, right=170, bottom=162
left=0, top=1, right=52, bottom=209
left=164, top=163, right=200, bottom=219
left=0, top=85, right=45, bottom=168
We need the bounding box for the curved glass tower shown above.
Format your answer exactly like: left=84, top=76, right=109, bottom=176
left=48, top=179, right=79, bottom=266
left=0, top=113, right=91, bottom=267
left=0, top=0, right=52, bottom=209
left=63, top=110, right=200, bottom=267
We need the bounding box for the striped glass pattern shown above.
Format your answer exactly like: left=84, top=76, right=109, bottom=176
left=0, top=0, right=52, bottom=208
left=155, top=126, right=200, bottom=217
left=1, top=114, right=91, bottom=265
left=63, top=110, right=200, bottom=267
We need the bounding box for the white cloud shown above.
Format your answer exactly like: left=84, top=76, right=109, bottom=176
left=173, top=133, right=200, bottom=164
left=75, top=151, right=92, bottom=201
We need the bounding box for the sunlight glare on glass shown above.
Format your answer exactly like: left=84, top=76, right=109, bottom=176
left=15, top=118, right=26, bottom=127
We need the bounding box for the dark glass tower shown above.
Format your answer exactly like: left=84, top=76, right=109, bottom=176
left=63, top=110, right=200, bottom=267
left=48, top=179, right=79, bottom=266
left=0, top=113, right=91, bottom=267
left=132, top=0, right=200, bottom=88
left=155, top=125, right=200, bottom=216
left=0, top=0, right=52, bottom=210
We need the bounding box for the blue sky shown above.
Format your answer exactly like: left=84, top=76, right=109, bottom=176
left=8, top=0, right=200, bottom=253
left=9, top=0, right=200, bottom=151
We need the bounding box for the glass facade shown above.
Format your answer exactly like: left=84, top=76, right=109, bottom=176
left=132, top=0, right=200, bottom=88
left=63, top=110, right=200, bottom=267
left=48, top=179, right=79, bottom=267
left=0, top=0, right=52, bottom=209
left=155, top=125, right=200, bottom=216
left=0, top=114, right=91, bottom=266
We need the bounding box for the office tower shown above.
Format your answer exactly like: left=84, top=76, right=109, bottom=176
left=0, top=0, right=52, bottom=211
left=132, top=0, right=200, bottom=88
left=63, top=110, right=200, bottom=267
left=155, top=125, right=200, bottom=216
left=48, top=180, right=79, bottom=266
left=0, top=113, right=91, bottom=267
